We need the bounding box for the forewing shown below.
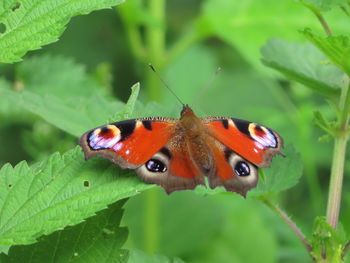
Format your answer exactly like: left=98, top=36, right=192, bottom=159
left=204, top=117, right=283, bottom=167
left=80, top=118, right=176, bottom=169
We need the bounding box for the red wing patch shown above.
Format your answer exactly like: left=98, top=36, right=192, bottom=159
left=208, top=143, right=234, bottom=181
left=169, top=150, right=201, bottom=179
left=110, top=121, right=174, bottom=165
left=82, top=120, right=175, bottom=166
left=205, top=119, right=282, bottom=167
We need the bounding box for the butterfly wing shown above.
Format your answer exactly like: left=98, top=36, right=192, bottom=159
left=206, top=138, right=259, bottom=196
left=204, top=117, right=283, bottom=167
left=80, top=118, right=176, bottom=169
left=200, top=117, right=283, bottom=196
left=136, top=134, right=205, bottom=193
left=80, top=118, right=205, bottom=193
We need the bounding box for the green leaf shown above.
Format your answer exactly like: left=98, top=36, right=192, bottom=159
left=110, top=83, right=140, bottom=122
left=0, top=0, right=125, bottom=63
left=249, top=145, right=303, bottom=197
left=300, top=0, right=347, bottom=12
left=0, top=200, right=129, bottom=263
left=0, top=147, right=151, bottom=245
left=0, top=245, right=10, bottom=255
left=261, top=38, right=342, bottom=98
left=302, top=29, right=350, bottom=76
left=0, top=89, right=124, bottom=137
left=201, top=0, right=349, bottom=70
left=309, top=216, right=346, bottom=262
left=128, top=249, right=186, bottom=263
left=313, top=110, right=335, bottom=136
left=15, top=55, right=109, bottom=99
left=0, top=81, right=145, bottom=137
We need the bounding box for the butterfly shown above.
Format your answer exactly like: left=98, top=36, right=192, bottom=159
left=80, top=104, right=283, bottom=197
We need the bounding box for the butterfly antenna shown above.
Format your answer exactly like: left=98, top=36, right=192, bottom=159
left=148, top=64, right=185, bottom=105
left=194, top=67, right=222, bottom=105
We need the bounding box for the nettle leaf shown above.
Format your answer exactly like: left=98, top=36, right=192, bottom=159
left=313, top=110, right=335, bottom=136
left=16, top=54, right=108, bottom=99
left=300, top=0, right=347, bottom=11
left=309, top=216, right=346, bottom=262
left=0, top=147, right=152, bottom=245
left=1, top=83, right=171, bottom=137
left=303, top=29, right=350, bottom=76
left=0, top=200, right=129, bottom=263
left=261, top=38, right=342, bottom=98
left=0, top=0, right=125, bottom=63
left=128, top=249, right=185, bottom=263
left=249, top=146, right=303, bottom=197
left=0, top=89, right=125, bottom=137
left=110, top=82, right=140, bottom=122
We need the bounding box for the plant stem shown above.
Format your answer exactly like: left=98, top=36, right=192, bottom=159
left=142, top=0, right=166, bottom=255
left=342, top=240, right=350, bottom=258
left=303, top=3, right=333, bottom=36
left=144, top=188, right=160, bottom=255
left=117, top=4, right=146, bottom=63
left=326, top=136, right=347, bottom=229
left=313, top=11, right=333, bottom=36
left=305, top=0, right=350, bottom=231
left=261, top=197, right=313, bottom=254
left=326, top=78, right=350, bottom=229
left=340, top=5, right=350, bottom=17
left=123, top=23, right=146, bottom=63
left=145, top=0, right=165, bottom=101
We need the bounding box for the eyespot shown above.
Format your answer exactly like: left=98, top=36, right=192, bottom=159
left=146, top=159, right=167, bottom=173
left=227, top=152, right=258, bottom=183
left=136, top=151, right=170, bottom=179
left=234, top=161, right=250, bottom=176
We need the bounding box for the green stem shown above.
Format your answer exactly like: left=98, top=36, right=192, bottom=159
left=303, top=3, right=333, bottom=36
left=142, top=0, right=166, bottom=255
left=340, top=5, right=350, bottom=17
left=261, top=197, right=313, bottom=256
left=326, top=79, right=350, bottom=229
left=144, top=188, right=159, bottom=255
left=123, top=24, right=146, bottom=62
left=342, top=240, right=350, bottom=258
left=117, top=4, right=146, bottom=62
left=326, top=136, right=348, bottom=229
left=145, top=0, right=166, bottom=101
left=304, top=0, right=350, bottom=231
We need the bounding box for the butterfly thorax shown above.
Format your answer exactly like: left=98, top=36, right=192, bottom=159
left=179, top=105, right=204, bottom=131
left=178, top=105, right=214, bottom=174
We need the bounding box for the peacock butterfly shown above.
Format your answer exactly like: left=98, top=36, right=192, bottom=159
left=79, top=104, right=283, bottom=197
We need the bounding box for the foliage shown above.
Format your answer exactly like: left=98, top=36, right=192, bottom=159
left=0, top=0, right=124, bottom=63
left=0, top=146, right=151, bottom=245
left=0, top=0, right=350, bottom=262
left=0, top=200, right=129, bottom=263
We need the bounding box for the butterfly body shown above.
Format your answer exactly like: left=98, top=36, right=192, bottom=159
left=80, top=105, right=283, bottom=196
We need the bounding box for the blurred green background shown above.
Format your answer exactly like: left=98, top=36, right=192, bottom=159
left=0, top=0, right=349, bottom=262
